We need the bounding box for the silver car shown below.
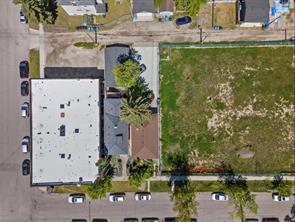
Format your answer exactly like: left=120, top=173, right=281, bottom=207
left=21, top=102, right=29, bottom=118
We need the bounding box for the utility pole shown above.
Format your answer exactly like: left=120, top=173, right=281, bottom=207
left=285, top=29, right=287, bottom=40
left=94, top=27, right=97, bottom=44
left=212, top=0, right=215, bottom=27
left=200, top=27, right=203, bottom=43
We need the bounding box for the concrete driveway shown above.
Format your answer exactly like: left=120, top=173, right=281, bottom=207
left=134, top=43, right=159, bottom=108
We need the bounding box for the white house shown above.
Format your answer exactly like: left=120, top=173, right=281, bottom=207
left=59, top=0, right=106, bottom=16
left=132, top=0, right=155, bottom=22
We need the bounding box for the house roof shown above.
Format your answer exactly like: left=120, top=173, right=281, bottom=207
left=59, top=0, right=95, bottom=5
left=104, top=98, right=129, bottom=155
left=241, top=0, right=270, bottom=23
left=131, top=114, right=159, bottom=159
left=159, top=0, right=175, bottom=12
left=104, top=44, right=130, bottom=88
left=132, top=0, right=154, bottom=14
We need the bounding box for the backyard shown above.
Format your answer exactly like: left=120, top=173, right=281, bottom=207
left=160, top=46, right=294, bottom=174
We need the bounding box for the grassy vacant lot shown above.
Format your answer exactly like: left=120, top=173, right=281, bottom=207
left=197, top=2, right=237, bottom=28
left=160, top=46, right=294, bottom=174
left=29, top=49, right=40, bottom=78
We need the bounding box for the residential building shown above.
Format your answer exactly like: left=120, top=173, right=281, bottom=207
left=240, top=0, right=270, bottom=27
left=132, top=0, right=155, bottom=22
left=59, top=0, right=106, bottom=16
left=30, top=79, right=100, bottom=185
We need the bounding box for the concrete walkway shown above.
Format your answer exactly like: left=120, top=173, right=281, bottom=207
left=113, top=175, right=295, bottom=181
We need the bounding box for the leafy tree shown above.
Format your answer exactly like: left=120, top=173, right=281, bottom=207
left=82, top=175, right=112, bottom=200
left=128, top=159, right=154, bottom=187
left=170, top=180, right=198, bottom=222
left=19, top=0, right=57, bottom=25
left=175, top=0, right=206, bottom=16
left=220, top=173, right=258, bottom=222
left=120, top=82, right=153, bottom=128
left=166, top=149, right=191, bottom=171
left=154, top=0, right=164, bottom=9
left=272, top=175, right=291, bottom=197
left=112, top=59, right=141, bottom=88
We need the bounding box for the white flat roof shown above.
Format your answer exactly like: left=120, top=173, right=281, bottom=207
left=31, top=79, right=100, bottom=184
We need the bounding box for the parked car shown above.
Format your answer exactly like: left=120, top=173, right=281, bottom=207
left=109, top=193, right=126, bottom=202
left=212, top=26, right=223, bottom=30
left=21, top=81, right=29, bottom=96
left=21, top=102, right=29, bottom=118
left=139, top=64, right=146, bottom=73
left=135, top=192, right=151, bottom=201
left=72, top=220, right=87, bottom=222
left=21, top=136, right=30, bottom=153
left=272, top=193, right=289, bottom=202
left=19, top=60, right=29, bottom=78
left=244, top=219, right=259, bottom=222
left=19, top=10, right=27, bottom=24
left=175, top=16, right=192, bottom=25
left=211, top=192, right=228, bottom=201
left=22, top=159, right=30, bottom=176
left=123, top=219, right=138, bottom=222
left=68, top=194, right=85, bottom=204
left=142, top=218, right=160, bottom=222
left=92, top=219, right=108, bottom=222
left=262, top=218, right=280, bottom=222
left=164, top=218, right=196, bottom=222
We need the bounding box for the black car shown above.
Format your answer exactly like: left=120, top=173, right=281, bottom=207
left=164, top=218, right=197, bottom=222
left=175, top=16, right=192, bottom=25
left=92, top=219, right=108, bottom=222
left=142, top=218, right=160, bottom=222
left=123, top=219, right=138, bottom=222
left=21, top=81, right=29, bottom=96
left=22, top=159, right=30, bottom=176
left=19, top=61, right=29, bottom=78
left=72, top=220, right=87, bottom=222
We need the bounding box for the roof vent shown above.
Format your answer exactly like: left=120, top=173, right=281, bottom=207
left=59, top=153, right=65, bottom=158
left=60, top=125, right=66, bottom=136
left=75, top=128, right=79, bottom=133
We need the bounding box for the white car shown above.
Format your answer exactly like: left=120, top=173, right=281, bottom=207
left=68, top=194, right=85, bottom=204
left=21, top=136, right=30, bottom=153
left=109, top=193, right=126, bottom=202
left=20, top=10, right=27, bottom=24
left=272, top=193, right=289, bottom=202
left=211, top=192, right=228, bottom=201
left=21, top=102, right=29, bottom=118
left=135, top=192, right=151, bottom=201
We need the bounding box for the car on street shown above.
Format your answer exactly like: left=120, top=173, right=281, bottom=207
left=135, top=192, right=151, bottom=201
left=20, top=10, right=27, bottom=24
left=109, top=192, right=126, bottom=202
left=19, top=60, right=29, bottom=78
left=21, top=81, right=29, bottom=96
left=72, top=220, right=87, bottom=222
left=142, top=218, right=160, bottom=222
left=123, top=219, right=138, bottom=222
left=139, top=64, right=146, bottom=73
left=92, top=219, right=108, bottom=222
left=175, top=16, right=192, bottom=25
left=211, top=192, right=228, bottom=201
left=21, top=102, right=29, bottom=118
left=244, top=219, right=259, bottom=222
left=272, top=193, right=289, bottom=201
left=262, top=218, right=280, bottom=222
left=164, top=218, right=197, bottom=222
left=22, top=159, right=30, bottom=176
left=21, top=136, right=30, bottom=153
left=68, top=194, right=85, bottom=204
left=212, top=26, right=223, bottom=30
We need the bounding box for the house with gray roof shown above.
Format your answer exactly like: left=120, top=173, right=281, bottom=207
left=132, top=0, right=155, bottom=21
left=104, top=98, right=129, bottom=155
left=59, top=0, right=106, bottom=16
left=240, top=0, right=270, bottom=27
left=104, top=44, right=130, bottom=89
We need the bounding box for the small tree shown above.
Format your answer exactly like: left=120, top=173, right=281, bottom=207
left=82, top=174, right=112, bottom=200
left=170, top=180, right=198, bottom=222
left=128, top=159, right=154, bottom=187
left=112, top=59, right=141, bottom=88
left=272, top=175, right=291, bottom=197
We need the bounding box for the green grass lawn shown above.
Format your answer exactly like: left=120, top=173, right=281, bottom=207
left=29, top=49, right=40, bottom=78
left=160, top=46, right=294, bottom=174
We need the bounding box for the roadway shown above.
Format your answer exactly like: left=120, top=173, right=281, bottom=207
left=0, top=1, right=294, bottom=222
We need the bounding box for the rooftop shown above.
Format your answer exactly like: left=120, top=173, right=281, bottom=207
left=59, top=0, right=96, bottom=5
left=104, top=98, right=129, bottom=155
left=132, top=0, right=154, bottom=14
left=104, top=44, right=130, bottom=89
left=131, top=113, right=159, bottom=159
left=31, top=79, right=100, bottom=185
left=240, top=0, right=270, bottom=23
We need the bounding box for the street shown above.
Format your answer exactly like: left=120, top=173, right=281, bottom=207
left=0, top=0, right=294, bottom=222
